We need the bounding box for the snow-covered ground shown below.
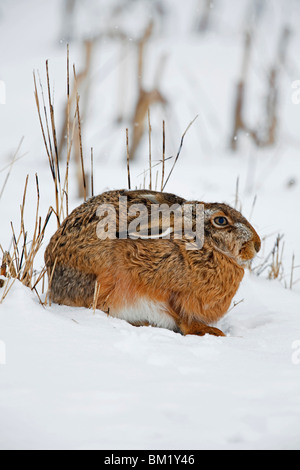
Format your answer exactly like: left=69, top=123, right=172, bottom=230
left=1, top=275, right=300, bottom=450
left=0, top=0, right=300, bottom=450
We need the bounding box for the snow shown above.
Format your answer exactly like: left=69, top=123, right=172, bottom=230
left=1, top=276, right=300, bottom=450
left=1, top=0, right=300, bottom=450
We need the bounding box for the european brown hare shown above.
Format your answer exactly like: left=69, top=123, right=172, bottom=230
left=45, top=189, right=261, bottom=337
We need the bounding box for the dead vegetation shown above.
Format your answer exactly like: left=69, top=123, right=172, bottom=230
left=129, top=21, right=167, bottom=160
left=0, top=47, right=196, bottom=306
left=58, top=40, right=94, bottom=199
left=0, top=50, right=87, bottom=305
left=251, top=234, right=285, bottom=281
left=0, top=174, right=52, bottom=304
left=230, top=27, right=291, bottom=151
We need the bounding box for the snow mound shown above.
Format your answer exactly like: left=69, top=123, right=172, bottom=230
left=0, top=273, right=300, bottom=450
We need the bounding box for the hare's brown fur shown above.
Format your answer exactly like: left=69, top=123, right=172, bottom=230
left=45, top=189, right=261, bottom=337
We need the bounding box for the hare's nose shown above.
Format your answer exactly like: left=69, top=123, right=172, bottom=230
left=254, top=236, right=261, bottom=253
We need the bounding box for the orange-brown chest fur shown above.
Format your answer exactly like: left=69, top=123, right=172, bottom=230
left=110, top=239, right=245, bottom=324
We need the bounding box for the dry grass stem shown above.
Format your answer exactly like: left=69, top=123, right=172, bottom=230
left=0, top=137, right=25, bottom=201
left=161, top=120, right=166, bottom=192
left=91, top=147, right=94, bottom=197
left=126, top=128, right=131, bottom=190
left=92, top=281, right=101, bottom=314
left=162, top=115, right=198, bottom=191
left=0, top=174, right=53, bottom=303
left=290, top=253, right=295, bottom=290
left=148, top=108, right=152, bottom=190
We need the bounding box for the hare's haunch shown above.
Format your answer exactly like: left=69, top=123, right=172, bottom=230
left=45, top=189, right=261, bottom=337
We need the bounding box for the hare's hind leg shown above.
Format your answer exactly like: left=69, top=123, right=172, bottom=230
left=49, top=264, right=97, bottom=308
left=167, top=297, right=225, bottom=337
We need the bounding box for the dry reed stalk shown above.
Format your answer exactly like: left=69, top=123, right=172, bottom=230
left=136, top=119, right=185, bottom=190
left=0, top=137, right=24, bottom=201
left=34, top=69, right=62, bottom=226
left=148, top=108, right=152, bottom=190
left=58, top=40, right=94, bottom=159
left=66, top=43, right=70, bottom=209
left=44, top=257, right=58, bottom=307
left=154, top=170, right=159, bottom=191
left=249, top=194, right=257, bottom=222
left=234, top=177, right=240, bottom=210
left=75, top=91, right=87, bottom=201
left=162, top=115, right=198, bottom=191
left=57, top=42, right=93, bottom=199
left=0, top=276, right=18, bottom=303
left=271, top=236, right=284, bottom=280
left=0, top=153, right=27, bottom=175
left=261, top=28, right=290, bottom=148
left=137, top=21, right=153, bottom=92
left=161, top=120, right=165, bottom=192
left=46, top=60, right=60, bottom=184
left=73, top=64, right=88, bottom=200
left=230, top=31, right=267, bottom=150
left=32, top=266, right=47, bottom=293
left=33, top=72, right=52, bottom=169
left=264, top=68, right=278, bottom=147
left=116, top=41, right=129, bottom=124
left=195, top=0, right=213, bottom=33
left=59, top=101, right=78, bottom=221
left=129, top=21, right=167, bottom=160
left=46, top=63, right=63, bottom=223
left=126, top=128, right=131, bottom=190
left=32, top=286, right=45, bottom=308
left=91, top=147, right=94, bottom=197
left=231, top=26, right=290, bottom=152
left=130, top=89, right=167, bottom=160
left=227, top=298, right=245, bottom=314
left=290, top=253, right=295, bottom=290
left=92, top=281, right=101, bottom=314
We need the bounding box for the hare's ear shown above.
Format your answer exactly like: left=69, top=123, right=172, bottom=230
left=127, top=203, right=175, bottom=240
left=130, top=227, right=174, bottom=240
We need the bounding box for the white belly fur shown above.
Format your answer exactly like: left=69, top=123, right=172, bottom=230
left=111, top=298, right=178, bottom=331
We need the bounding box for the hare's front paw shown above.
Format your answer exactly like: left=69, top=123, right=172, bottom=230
left=180, top=322, right=226, bottom=337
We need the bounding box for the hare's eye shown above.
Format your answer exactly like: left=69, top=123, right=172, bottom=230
left=214, top=216, right=229, bottom=227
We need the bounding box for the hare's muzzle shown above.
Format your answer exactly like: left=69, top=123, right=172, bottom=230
left=239, top=231, right=261, bottom=261
left=254, top=238, right=261, bottom=254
